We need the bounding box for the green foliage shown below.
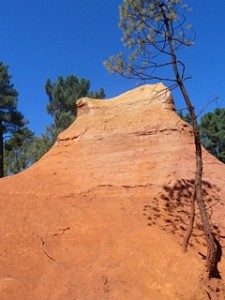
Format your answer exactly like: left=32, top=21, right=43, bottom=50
left=0, top=61, right=26, bottom=177
left=4, top=126, right=55, bottom=175
left=0, top=62, right=26, bottom=133
left=4, top=127, right=34, bottom=175
left=200, top=108, right=225, bottom=163
left=104, top=0, right=194, bottom=87
left=45, top=75, right=105, bottom=136
left=26, top=128, right=55, bottom=163
left=178, top=108, right=225, bottom=163
left=3, top=73, right=105, bottom=176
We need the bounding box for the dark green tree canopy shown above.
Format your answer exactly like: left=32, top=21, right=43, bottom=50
left=45, top=75, right=105, bottom=134
left=4, top=126, right=56, bottom=176
left=0, top=62, right=25, bottom=134
left=0, top=61, right=26, bottom=177
left=26, top=126, right=56, bottom=164
left=4, top=74, right=105, bottom=176
left=201, top=108, right=225, bottom=163
left=4, top=127, right=34, bottom=175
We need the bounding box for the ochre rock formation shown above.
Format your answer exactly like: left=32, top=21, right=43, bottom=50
left=1, top=83, right=225, bottom=299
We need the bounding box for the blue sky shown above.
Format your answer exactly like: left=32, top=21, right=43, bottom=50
left=1, top=0, right=225, bottom=135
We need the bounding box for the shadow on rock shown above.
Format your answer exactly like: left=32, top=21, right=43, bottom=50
left=143, top=179, right=223, bottom=246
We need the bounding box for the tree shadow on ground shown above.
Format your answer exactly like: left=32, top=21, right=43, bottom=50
left=143, top=178, right=224, bottom=277
left=143, top=179, right=223, bottom=240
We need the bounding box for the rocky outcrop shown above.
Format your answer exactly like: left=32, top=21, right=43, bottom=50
left=0, top=84, right=225, bottom=299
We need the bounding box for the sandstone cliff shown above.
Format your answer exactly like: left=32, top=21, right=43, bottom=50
left=1, top=84, right=225, bottom=299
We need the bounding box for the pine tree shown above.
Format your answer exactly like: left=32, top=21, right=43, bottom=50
left=105, top=0, right=218, bottom=278
left=45, top=75, right=105, bottom=138
left=201, top=108, right=225, bottom=163
left=0, top=61, right=26, bottom=177
left=4, top=127, right=34, bottom=175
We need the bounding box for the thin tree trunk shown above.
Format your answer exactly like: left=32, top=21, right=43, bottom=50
left=179, top=82, right=217, bottom=278
left=163, top=9, right=217, bottom=277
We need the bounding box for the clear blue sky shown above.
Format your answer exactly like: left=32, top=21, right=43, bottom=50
left=1, top=0, right=225, bottom=135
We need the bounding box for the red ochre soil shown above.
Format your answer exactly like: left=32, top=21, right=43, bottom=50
left=1, top=84, right=225, bottom=299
